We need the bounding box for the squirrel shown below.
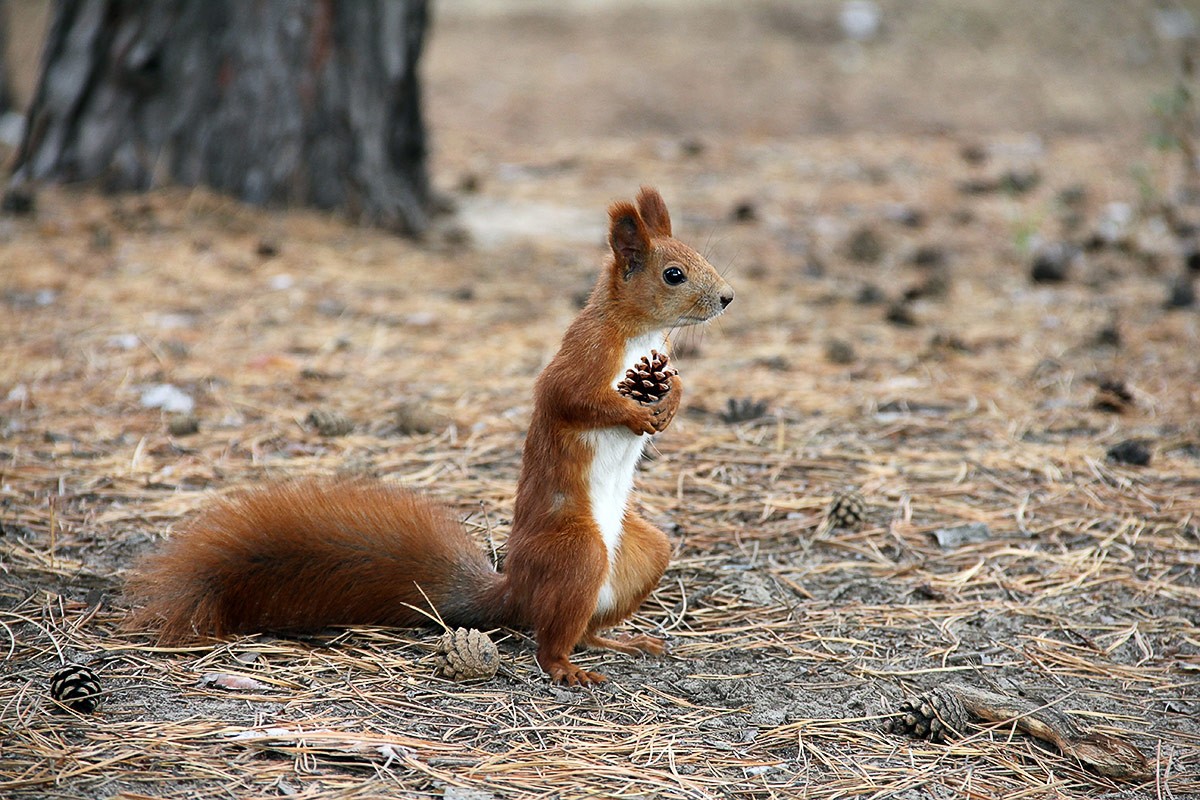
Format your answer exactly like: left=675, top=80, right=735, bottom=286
left=126, top=187, right=734, bottom=685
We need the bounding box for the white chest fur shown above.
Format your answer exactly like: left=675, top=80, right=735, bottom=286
left=582, top=331, right=666, bottom=613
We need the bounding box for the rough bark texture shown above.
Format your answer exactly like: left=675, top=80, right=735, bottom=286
left=11, top=0, right=430, bottom=232
left=0, top=0, right=14, bottom=115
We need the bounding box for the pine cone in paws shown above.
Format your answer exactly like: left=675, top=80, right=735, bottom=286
left=826, top=490, right=867, bottom=531
left=618, top=350, right=676, bottom=404
left=884, top=686, right=969, bottom=742
left=435, top=628, right=500, bottom=681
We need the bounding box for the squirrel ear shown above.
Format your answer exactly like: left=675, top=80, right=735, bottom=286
left=636, top=186, right=672, bottom=238
left=608, top=201, right=651, bottom=277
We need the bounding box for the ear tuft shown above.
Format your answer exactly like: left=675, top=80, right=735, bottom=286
left=636, top=186, right=672, bottom=238
left=608, top=200, right=651, bottom=275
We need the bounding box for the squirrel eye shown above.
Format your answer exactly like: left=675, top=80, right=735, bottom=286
left=662, top=266, right=686, bottom=286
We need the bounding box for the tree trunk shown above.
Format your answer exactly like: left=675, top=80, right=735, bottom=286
left=0, top=1, right=15, bottom=115
left=11, top=0, right=430, bottom=233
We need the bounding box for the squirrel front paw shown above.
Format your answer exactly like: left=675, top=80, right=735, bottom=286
left=648, top=395, right=678, bottom=433
left=623, top=392, right=680, bottom=435
left=624, top=405, right=659, bottom=436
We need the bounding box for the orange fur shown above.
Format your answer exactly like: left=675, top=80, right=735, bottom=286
left=126, top=187, right=734, bottom=684
left=126, top=479, right=510, bottom=641
left=635, top=186, right=672, bottom=238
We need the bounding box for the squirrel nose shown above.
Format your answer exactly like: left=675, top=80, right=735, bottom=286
left=719, top=291, right=734, bottom=309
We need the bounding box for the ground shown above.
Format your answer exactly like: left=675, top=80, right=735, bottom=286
left=2, top=2, right=1200, bottom=799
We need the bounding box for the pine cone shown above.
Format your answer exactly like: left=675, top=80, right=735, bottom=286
left=826, top=490, right=867, bottom=531
left=884, top=686, right=969, bottom=742
left=435, top=628, right=500, bottom=681
left=1093, top=379, right=1134, bottom=414
left=49, top=664, right=101, bottom=713
left=617, top=350, right=676, bottom=404
left=719, top=397, right=769, bottom=423
left=306, top=409, right=355, bottom=437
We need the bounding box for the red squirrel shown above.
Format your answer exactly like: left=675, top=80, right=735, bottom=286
left=127, top=187, right=734, bottom=685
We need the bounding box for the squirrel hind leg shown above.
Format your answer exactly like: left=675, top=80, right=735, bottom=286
left=534, top=622, right=610, bottom=685
left=582, top=631, right=666, bottom=657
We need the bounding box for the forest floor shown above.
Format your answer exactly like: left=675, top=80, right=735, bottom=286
left=3, top=2, right=1200, bottom=799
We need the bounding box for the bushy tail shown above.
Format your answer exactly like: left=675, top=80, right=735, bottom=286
left=125, top=478, right=513, bottom=642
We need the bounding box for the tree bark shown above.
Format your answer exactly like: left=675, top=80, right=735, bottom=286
left=11, top=0, right=431, bottom=233
left=0, top=0, right=14, bottom=115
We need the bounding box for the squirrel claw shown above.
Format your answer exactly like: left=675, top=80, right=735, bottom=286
left=546, top=660, right=608, bottom=686
left=647, top=402, right=676, bottom=434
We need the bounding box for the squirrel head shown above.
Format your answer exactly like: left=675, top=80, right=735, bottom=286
left=604, top=187, right=734, bottom=334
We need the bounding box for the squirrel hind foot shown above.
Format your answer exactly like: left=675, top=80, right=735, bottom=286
left=541, top=658, right=608, bottom=686
left=584, top=632, right=666, bottom=657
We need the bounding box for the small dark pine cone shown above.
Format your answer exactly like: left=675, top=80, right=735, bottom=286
left=1093, top=379, right=1134, bottom=414
left=719, top=397, right=769, bottom=424
left=618, top=350, right=676, bottom=405
left=826, top=490, right=867, bottom=531
left=49, top=665, right=101, bottom=713
left=166, top=413, right=200, bottom=437
left=884, top=687, right=969, bottom=742
left=306, top=409, right=355, bottom=437
left=1106, top=439, right=1152, bottom=466
left=435, top=628, right=500, bottom=681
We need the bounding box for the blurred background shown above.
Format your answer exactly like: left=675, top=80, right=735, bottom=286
left=425, top=0, right=1193, bottom=146
left=3, top=1, right=1198, bottom=196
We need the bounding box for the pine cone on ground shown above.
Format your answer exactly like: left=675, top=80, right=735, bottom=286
left=435, top=628, right=500, bottom=681
left=306, top=409, right=355, bottom=437
left=825, top=490, right=867, bottom=531
left=719, top=397, right=770, bottom=423
left=49, top=664, right=102, bottom=713
left=1093, top=379, right=1134, bottom=414
left=884, top=686, right=970, bottom=742
left=618, top=350, right=676, bottom=404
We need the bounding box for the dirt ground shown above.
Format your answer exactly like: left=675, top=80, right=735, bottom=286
left=3, top=2, right=1200, bottom=799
